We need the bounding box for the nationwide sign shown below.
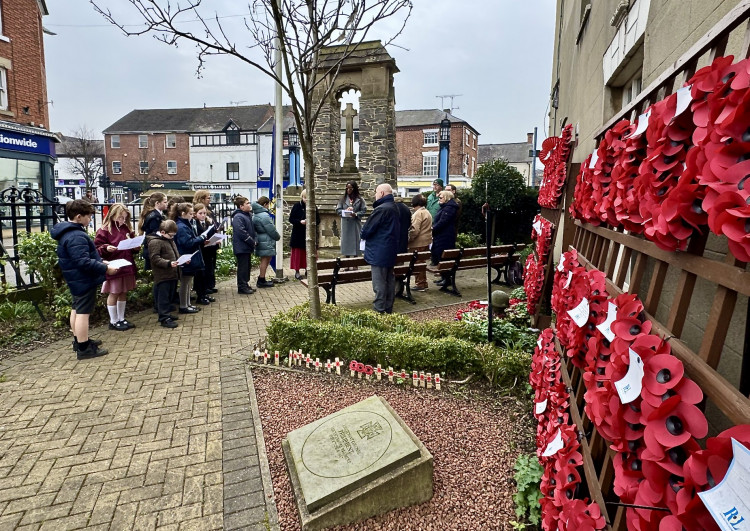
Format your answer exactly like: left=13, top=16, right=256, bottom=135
left=0, top=128, right=56, bottom=157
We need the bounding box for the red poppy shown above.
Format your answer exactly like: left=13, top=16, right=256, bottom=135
left=557, top=499, right=606, bottom=530
left=523, top=253, right=545, bottom=315
left=538, top=124, right=574, bottom=209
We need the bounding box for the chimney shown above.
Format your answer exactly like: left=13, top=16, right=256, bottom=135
left=527, top=132, right=534, bottom=144
left=443, top=109, right=451, bottom=114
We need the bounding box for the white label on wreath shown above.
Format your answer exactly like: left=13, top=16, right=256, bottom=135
left=675, top=85, right=693, bottom=119
left=589, top=150, right=599, bottom=169
left=629, top=110, right=651, bottom=138
left=557, top=260, right=565, bottom=272
left=537, top=337, right=543, bottom=349
left=564, top=271, right=573, bottom=289
left=535, top=399, right=548, bottom=415
left=596, top=302, right=618, bottom=342
left=698, top=438, right=750, bottom=531
left=614, top=349, right=644, bottom=404
left=542, top=429, right=564, bottom=457
left=533, top=220, right=543, bottom=235
left=567, top=298, right=590, bottom=327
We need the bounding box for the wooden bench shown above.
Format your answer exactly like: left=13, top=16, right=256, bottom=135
left=426, top=244, right=520, bottom=297
left=301, top=251, right=429, bottom=305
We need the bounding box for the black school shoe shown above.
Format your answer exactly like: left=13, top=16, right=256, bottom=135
left=206, top=288, right=218, bottom=294
left=109, top=321, right=129, bottom=331
left=196, top=298, right=212, bottom=305
left=76, top=342, right=109, bottom=360
left=238, top=287, right=255, bottom=294
left=257, top=279, right=275, bottom=288
left=179, top=307, right=200, bottom=314
left=161, top=318, right=178, bottom=329
left=120, top=319, right=136, bottom=329
left=72, top=338, right=103, bottom=352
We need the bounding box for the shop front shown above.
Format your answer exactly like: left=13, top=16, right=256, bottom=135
left=0, top=121, right=59, bottom=198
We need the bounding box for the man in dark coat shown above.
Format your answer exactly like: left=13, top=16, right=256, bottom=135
left=431, top=191, right=460, bottom=285
left=395, top=198, right=412, bottom=253
left=360, top=183, right=400, bottom=313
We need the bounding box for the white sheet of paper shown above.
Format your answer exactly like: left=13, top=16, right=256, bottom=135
left=596, top=302, right=618, bottom=342
left=567, top=297, right=590, bottom=327
left=629, top=110, right=651, bottom=138
left=614, top=349, right=644, bottom=404
left=177, top=251, right=198, bottom=266
left=564, top=270, right=573, bottom=289
left=698, top=439, right=750, bottom=531
left=107, top=259, right=131, bottom=269
left=535, top=399, right=548, bottom=415
left=359, top=239, right=366, bottom=251
left=200, top=226, right=213, bottom=238
left=533, top=220, right=542, bottom=235
left=341, top=210, right=355, bottom=218
left=542, top=429, right=564, bottom=457
left=206, top=233, right=228, bottom=246
left=116, top=235, right=144, bottom=250
left=674, top=85, right=693, bottom=120
left=589, top=149, right=599, bottom=169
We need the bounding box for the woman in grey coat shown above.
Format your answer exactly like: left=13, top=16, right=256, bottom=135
left=335, top=180, right=367, bottom=258
left=252, top=196, right=280, bottom=288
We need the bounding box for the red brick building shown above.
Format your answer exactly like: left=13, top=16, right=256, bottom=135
left=395, top=109, right=479, bottom=195
left=0, top=0, right=58, bottom=197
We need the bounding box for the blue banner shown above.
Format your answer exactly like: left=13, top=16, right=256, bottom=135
left=0, top=129, right=56, bottom=157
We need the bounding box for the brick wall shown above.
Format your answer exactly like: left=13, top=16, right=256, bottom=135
left=396, top=123, right=479, bottom=178
left=105, top=133, right=191, bottom=184
left=0, top=0, right=49, bottom=128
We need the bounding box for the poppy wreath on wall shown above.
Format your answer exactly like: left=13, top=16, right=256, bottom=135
left=532, top=214, right=554, bottom=265
left=538, top=124, right=574, bottom=209
left=530, top=328, right=607, bottom=531
left=523, top=253, right=545, bottom=315
left=568, top=54, right=750, bottom=259
left=541, top=257, right=750, bottom=530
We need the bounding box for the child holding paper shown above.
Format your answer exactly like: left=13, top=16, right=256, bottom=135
left=171, top=202, right=215, bottom=313
left=94, top=203, right=138, bottom=331
left=146, top=220, right=181, bottom=329
left=192, top=202, right=216, bottom=305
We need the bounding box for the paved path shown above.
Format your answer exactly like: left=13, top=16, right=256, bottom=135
left=0, top=269, right=492, bottom=530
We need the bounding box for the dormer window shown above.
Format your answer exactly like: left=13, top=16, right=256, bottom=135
left=224, top=121, right=240, bottom=145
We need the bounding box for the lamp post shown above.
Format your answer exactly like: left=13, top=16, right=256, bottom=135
left=438, top=116, right=451, bottom=185
left=288, top=126, right=300, bottom=187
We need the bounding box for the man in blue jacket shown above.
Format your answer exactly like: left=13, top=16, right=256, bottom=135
left=360, top=183, right=400, bottom=314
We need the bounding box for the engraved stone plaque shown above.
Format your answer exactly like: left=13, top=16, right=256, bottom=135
left=285, top=395, right=421, bottom=512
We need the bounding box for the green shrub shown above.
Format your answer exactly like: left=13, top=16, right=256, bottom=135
left=505, top=301, right=531, bottom=328
left=17, top=231, right=64, bottom=305
left=512, top=453, right=543, bottom=526
left=509, top=286, right=527, bottom=301
left=216, top=243, right=237, bottom=277
left=475, top=343, right=532, bottom=388
left=0, top=300, right=36, bottom=322
left=456, top=232, right=481, bottom=248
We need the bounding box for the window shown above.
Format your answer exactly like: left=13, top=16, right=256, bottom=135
left=465, top=130, right=470, bottom=146
left=422, top=154, right=438, bottom=176
left=0, top=68, right=7, bottom=110
left=139, top=161, right=149, bottom=175
left=112, top=161, right=122, bottom=174
left=623, top=76, right=642, bottom=109
left=166, top=134, right=176, bottom=148
left=54, top=169, right=59, bottom=178
left=167, top=161, right=177, bottom=175
left=226, top=124, right=240, bottom=145
left=110, top=135, right=120, bottom=148
left=138, top=135, right=148, bottom=149
left=227, top=162, right=239, bottom=180
left=423, top=130, right=438, bottom=146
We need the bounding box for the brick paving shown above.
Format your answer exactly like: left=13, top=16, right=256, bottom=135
left=0, top=269, right=490, bottom=530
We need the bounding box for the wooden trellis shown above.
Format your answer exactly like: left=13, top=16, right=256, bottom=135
left=542, top=3, right=750, bottom=528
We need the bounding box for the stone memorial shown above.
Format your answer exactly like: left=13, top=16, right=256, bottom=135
left=283, top=395, right=433, bottom=529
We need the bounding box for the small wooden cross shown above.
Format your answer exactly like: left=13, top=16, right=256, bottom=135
left=426, top=373, right=432, bottom=389
left=334, top=357, right=342, bottom=375
left=305, top=354, right=311, bottom=368
left=314, top=358, right=321, bottom=371
left=435, top=373, right=441, bottom=391
left=325, top=359, right=332, bottom=372
left=419, top=371, right=425, bottom=388
left=388, top=367, right=394, bottom=382
left=274, top=351, right=279, bottom=366
left=263, top=350, right=270, bottom=364
left=412, top=370, right=418, bottom=387
left=376, top=364, right=383, bottom=381
left=288, top=350, right=294, bottom=367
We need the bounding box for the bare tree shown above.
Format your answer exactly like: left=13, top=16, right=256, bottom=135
left=65, top=125, right=104, bottom=194
left=91, top=0, right=412, bottom=318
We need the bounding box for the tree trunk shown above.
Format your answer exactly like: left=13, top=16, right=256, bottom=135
left=304, top=151, right=322, bottom=319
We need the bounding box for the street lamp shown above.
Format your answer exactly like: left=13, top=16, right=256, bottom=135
left=438, top=116, right=451, bottom=185
left=288, top=125, right=301, bottom=187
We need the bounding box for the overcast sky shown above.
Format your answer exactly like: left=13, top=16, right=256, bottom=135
left=43, top=0, right=556, bottom=145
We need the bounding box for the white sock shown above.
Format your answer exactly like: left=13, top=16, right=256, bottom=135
left=107, top=305, right=118, bottom=324
left=117, top=301, right=126, bottom=322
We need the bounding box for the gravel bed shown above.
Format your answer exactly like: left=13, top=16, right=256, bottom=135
left=404, top=302, right=467, bottom=323
left=253, top=367, right=534, bottom=530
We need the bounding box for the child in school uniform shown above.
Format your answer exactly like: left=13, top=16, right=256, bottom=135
left=52, top=199, right=118, bottom=359
left=191, top=202, right=217, bottom=305
left=170, top=202, right=216, bottom=313
left=146, top=220, right=181, bottom=329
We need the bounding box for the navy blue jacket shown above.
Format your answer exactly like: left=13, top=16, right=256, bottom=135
left=231, top=208, right=257, bottom=255
left=175, top=217, right=208, bottom=274
left=51, top=221, right=107, bottom=296
left=431, top=199, right=460, bottom=260
left=360, top=195, right=400, bottom=268
left=396, top=201, right=412, bottom=253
